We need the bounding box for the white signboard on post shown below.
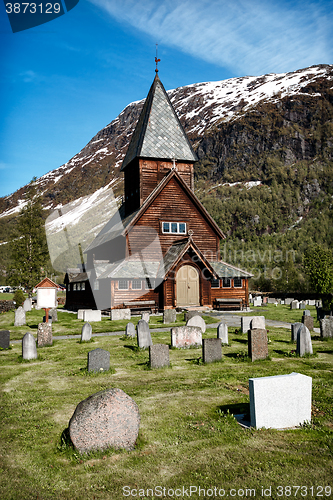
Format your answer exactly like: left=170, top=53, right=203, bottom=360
left=37, top=287, right=57, bottom=309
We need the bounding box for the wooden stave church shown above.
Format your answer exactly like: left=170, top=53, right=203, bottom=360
left=65, top=72, right=252, bottom=312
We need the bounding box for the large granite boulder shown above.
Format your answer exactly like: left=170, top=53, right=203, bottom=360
left=69, top=388, right=140, bottom=454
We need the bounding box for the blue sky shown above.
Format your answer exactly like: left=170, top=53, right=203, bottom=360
left=1, top=0, right=332, bottom=198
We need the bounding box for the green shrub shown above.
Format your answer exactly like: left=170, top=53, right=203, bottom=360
left=13, top=289, right=25, bottom=308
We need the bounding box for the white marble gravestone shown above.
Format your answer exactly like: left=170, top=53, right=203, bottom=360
left=249, top=372, right=312, bottom=429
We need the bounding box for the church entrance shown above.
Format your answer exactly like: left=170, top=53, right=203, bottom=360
left=176, top=265, right=200, bottom=306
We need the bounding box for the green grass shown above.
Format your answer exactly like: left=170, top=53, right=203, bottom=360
left=0, top=310, right=332, bottom=500
left=0, top=309, right=220, bottom=341
left=242, top=303, right=320, bottom=327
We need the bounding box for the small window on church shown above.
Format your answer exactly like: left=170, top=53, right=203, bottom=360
left=222, top=278, right=231, bottom=288
left=162, top=222, right=187, bottom=234
left=211, top=278, right=220, bottom=288
left=234, top=277, right=242, bottom=288
left=73, top=284, right=77, bottom=291
left=132, top=279, right=142, bottom=290
left=118, top=280, right=129, bottom=290
left=81, top=282, right=85, bottom=291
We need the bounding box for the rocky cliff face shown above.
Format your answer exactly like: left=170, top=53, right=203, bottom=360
left=0, top=64, right=332, bottom=221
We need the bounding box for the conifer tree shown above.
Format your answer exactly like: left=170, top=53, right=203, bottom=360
left=304, top=245, right=333, bottom=309
left=8, top=178, right=49, bottom=296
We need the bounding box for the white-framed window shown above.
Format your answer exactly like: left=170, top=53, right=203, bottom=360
left=233, top=277, right=242, bottom=288
left=162, top=222, right=187, bottom=234
left=132, top=279, right=142, bottom=290
left=118, top=279, right=129, bottom=290
left=94, top=280, right=99, bottom=291
left=73, top=284, right=77, bottom=291
left=145, top=278, right=155, bottom=290
left=222, top=278, right=231, bottom=288
left=81, top=282, right=85, bottom=291
left=211, top=278, right=220, bottom=288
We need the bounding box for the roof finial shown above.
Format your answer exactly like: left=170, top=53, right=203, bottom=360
left=155, top=43, right=160, bottom=73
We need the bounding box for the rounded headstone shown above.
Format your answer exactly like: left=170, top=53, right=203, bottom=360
left=217, top=322, right=228, bottom=344
left=69, top=388, right=140, bottom=454
left=50, top=307, right=58, bottom=322
left=186, top=315, right=206, bottom=333
left=14, top=306, right=26, bottom=326
left=136, top=320, right=152, bottom=348
left=141, top=312, right=150, bottom=323
left=81, top=322, right=92, bottom=342
left=23, top=298, right=32, bottom=312
left=125, top=322, right=136, bottom=337
left=0, top=330, right=10, bottom=349
left=22, top=332, right=37, bottom=360
left=291, top=322, right=303, bottom=342
left=303, top=310, right=311, bottom=316
left=251, top=316, right=265, bottom=329
left=296, top=324, right=313, bottom=356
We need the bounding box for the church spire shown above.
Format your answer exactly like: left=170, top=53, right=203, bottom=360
left=121, top=72, right=197, bottom=171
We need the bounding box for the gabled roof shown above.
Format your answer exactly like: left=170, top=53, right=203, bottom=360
left=157, top=238, right=219, bottom=279
left=85, top=168, right=225, bottom=254
left=35, top=277, right=58, bottom=288
left=121, top=74, right=198, bottom=170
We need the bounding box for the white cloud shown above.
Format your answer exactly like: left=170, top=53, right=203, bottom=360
left=19, top=70, right=38, bottom=83
left=88, top=0, right=333, bottom=75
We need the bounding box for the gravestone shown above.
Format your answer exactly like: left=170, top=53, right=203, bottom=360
left=22, top=332, right=37, bottom=360
left=184, top=310, right=201, bottom=322
left=111, top=309, right=131, bottom=321
left=69, top=388, right=140, bottom=453
left=253, top=297, right=262, bottom=307
left=149, top=344, right=169, bottom=369
left=308, top=300, right=316, bottom=306
left=136, top=320, right=152, bottom=348
left=202, top=338, right=222, bottom=363
left=280, top=300, right=285, bottom=305
left=217, top=322, right=228, bottom=344
left=83, top=310, right=101, bottom=322
left=87, top=348, right=110, bottom=372
left=186, top=315, right=206, bottom=333
left=125, top=322, right=136, bottom=337
left=163, top=309, right=177, bottom=324
left=303, top=309, right=311, bottom=316
left=81, top=322, right=92, bottom=342
left=285, top=298, right=294, bottom=305
left=171, top=326, right=202, bottom=348
left=250, top=316, right=265, bottom=330
left=290, top=300, right=299, bottom=310
left=23, top=298, right=32, bottom=312
left=296, top=325, right=313, bottom=356
left=14, top=306, right=26, bottom=326
left=50, top=307, right=58, bottom=322
left=291, top=322, right=303, bottom=342
left=267, top=298, right=277, bottom=304
left=248, top=329, right=268, bottom=361
left=141, top=312, right=150, bottom=323
left=320, top=317, right=333, bottom=338
left=78, top=309, right=91, bottom=320
left=302, top=314, right=314, bottom=331
left=249, top=372, right=312, bottom=429
left=37, top=323, right=52, bottom=347
left=241, top=316, right=255, bottom=334
left=299, top=301, right=306, bottom=310
left=0, top=330, right=10, bottom=349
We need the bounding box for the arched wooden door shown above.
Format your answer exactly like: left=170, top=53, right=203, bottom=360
left=176, top=265, right=200, bottom=306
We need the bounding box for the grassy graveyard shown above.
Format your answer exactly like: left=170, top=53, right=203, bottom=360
left=0, top=307, right=332, bottom=500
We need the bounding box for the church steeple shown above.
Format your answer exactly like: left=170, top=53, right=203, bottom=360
left=121, top=74, right=197, bottom=171
left=122, top=73, right=197, bottom=215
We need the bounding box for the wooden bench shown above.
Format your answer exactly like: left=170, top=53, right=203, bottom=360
left=214, top=298, right=243, bottom=311
left=123, top=300, right=158, bottom=314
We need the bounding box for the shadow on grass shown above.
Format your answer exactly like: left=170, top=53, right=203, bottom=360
left=123, top=344, right=140, bottom=352
left=232, top=338, right=248, bottom=344
left=217, top=402, right=250, bottom=420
